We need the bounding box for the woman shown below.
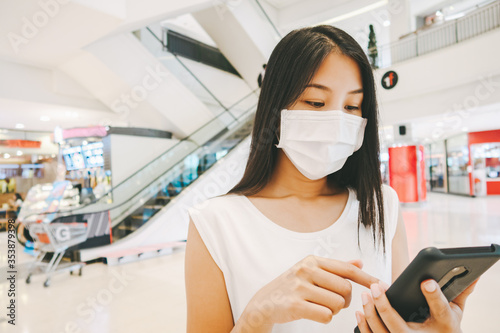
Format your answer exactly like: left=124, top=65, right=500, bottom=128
left=185, top=25, right=477, bottom=332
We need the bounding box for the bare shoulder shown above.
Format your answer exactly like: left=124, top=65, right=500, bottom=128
left=185, top=219, right=234, bottom=332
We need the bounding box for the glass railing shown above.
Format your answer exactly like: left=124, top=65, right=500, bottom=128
left=374, top=0, right=500, bottom=68
left=111, top=112, right=254, bottom=240
left=139, top=25, right=255, bottom=120
left=21, top=90, right=258, bottom=228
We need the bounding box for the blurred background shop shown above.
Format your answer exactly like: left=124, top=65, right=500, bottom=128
left=0, top=0, right=500, bottom=332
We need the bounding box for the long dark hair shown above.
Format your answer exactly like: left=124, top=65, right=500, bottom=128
left=228, top=25, right=385, bottom=251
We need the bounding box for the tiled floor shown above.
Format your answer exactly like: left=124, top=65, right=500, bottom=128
left=0, top=192, right=499, bottom=333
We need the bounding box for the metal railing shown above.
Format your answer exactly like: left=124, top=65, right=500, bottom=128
left=374, top=1, right=500, bottom=68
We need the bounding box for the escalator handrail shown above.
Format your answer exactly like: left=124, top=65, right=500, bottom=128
left=46, top=125, right=254, bottom=245
left=110, top=114, right=255, bottom=224
left=22, top=102, right=257, bottom=222
left=20, top=24, right=260, bottom=222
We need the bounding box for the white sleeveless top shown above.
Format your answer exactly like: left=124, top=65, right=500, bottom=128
left=188, top=184, right=399, bottom=332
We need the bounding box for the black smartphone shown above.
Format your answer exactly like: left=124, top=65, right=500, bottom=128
left=354, top=244, right=500, bottom=332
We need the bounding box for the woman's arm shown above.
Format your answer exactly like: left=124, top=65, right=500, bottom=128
left=391, top=203, right=409, bottom=283
left=185, top=219, right=275, bottom=333
left=185, top=219, right=234, bottom=333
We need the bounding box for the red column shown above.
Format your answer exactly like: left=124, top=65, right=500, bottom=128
left=419, top=145, right=427, bottom=201
left=389, top=146, right=419, bottom=203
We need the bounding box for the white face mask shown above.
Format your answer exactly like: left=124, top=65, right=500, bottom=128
left=275, top=109, right=367, bottom=180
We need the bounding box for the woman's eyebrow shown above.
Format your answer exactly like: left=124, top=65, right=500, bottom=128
left=305, top=84, right=363, bottom=95
left=348, top=88, right=363, bottom=94
left=305, top=83, right=331, bottom=92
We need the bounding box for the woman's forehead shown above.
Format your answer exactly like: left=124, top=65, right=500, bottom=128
left=309, top=52, right=363, bottom=89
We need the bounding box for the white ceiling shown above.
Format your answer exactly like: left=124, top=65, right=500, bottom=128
left=0, top=98, right=125, bottom=132
left=264, top=0, right=311, bottom=9
left=263, top=0, right=486, bottom=48
left=1, top=0, right=497, bottom=136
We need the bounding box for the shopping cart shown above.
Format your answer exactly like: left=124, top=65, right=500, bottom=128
left=25, top=221, right=88, bottom=287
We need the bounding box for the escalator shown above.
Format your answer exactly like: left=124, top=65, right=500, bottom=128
left=19, top=91, right=257, bottom=258
left=110, top=111, right=254, bottom=241
left=17, top=21, right=259, bottom=264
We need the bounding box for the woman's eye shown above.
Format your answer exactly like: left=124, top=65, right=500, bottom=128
left=345, top=105, right=360, bottom=111
left=305, top=101, right=324, bottom=108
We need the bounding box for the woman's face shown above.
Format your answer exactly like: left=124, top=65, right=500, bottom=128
left=288, top=51, right=363, bottom=118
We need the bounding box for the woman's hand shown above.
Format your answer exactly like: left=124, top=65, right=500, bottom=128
left=235, top=255, right=381, bottom=332
left=356, top=279, right=479, bottom=333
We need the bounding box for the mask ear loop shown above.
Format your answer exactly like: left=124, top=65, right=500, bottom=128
left=274, top=108, right=283, bottom=148
left=274, top=130, right=280, bottom=148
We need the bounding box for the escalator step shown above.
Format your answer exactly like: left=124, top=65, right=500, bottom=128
left=144, top=205, right=164, bottom=209
left=118, top=225, right=138, bottom=231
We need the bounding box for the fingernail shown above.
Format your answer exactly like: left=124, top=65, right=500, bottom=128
left=371, top=283, right=382, bottom=298
left=424, top=280, right=437, bottom=293
left=380, top=280, right=390, bottom=291
left=355, top=311, right=362, bottom=324
left=362, top=292, right=370, bottom=305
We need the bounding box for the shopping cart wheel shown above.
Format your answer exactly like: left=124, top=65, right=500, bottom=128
left=44, top=279, right=50, bottom=288
left=26, top=275, right=31, bottom=284
left=70, top=270, right=73, bottom=275
left=78, top=267, right=83, bottom=276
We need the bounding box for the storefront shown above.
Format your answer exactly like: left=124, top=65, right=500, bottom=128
left=469, top=130, right=500, bottom=196
left=426, top=129, right=500, bottom=196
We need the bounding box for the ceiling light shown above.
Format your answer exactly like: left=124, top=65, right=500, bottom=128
left=383, top=20, right=391, bottom=27
left=40, top=115, right=50, bottom=121
left=16, top=151, right=23, bottom=156
left=3, top=153, right=10, bottom=159
left=15, top=123, right=25, bottom=129
left=445, top=12, right=465, bottom=21
left=318, top=0, right=388, bottom=25
left=82, top=140, right=88, bottom=145
left=65, top=111, right=79, bottom=118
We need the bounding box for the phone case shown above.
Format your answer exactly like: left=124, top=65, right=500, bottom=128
left=354, top=244, right=500, bottom=332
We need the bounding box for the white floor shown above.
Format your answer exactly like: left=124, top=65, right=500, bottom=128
left=0, top=192, right=499, bottom=333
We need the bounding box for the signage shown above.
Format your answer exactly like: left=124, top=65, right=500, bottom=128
left=381, top=71, right=398, bottom=89
left=0, top=140, right=41, bottom=148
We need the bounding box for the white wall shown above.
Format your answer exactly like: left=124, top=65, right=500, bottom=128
left=0, top=0, right=124, bottom=68
left=229, top=0, right=281, bottom=59
left=0, top=97, right=126, bottom=132
left=0, top=60, right=108, bottom=110
left=139, top=24, right=254, bottom=109
left=193, top=5, right=268, bottom=90
left=109, top=134, right=179, bottom=186
left=375, top=28, right=500, bottom=126
left=0, top=0, right=214, bottom=68
left=60, top=32, right=215, bottom=136
left=0, top=59, right=128, bottom=131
